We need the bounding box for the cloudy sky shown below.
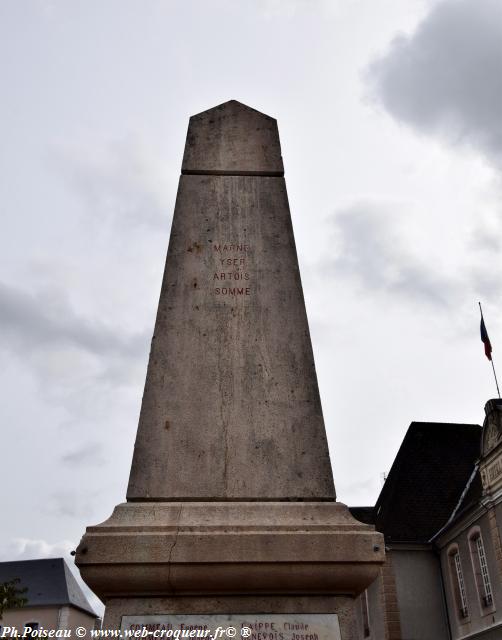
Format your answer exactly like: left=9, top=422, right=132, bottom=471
left=1, top=0, right=502, bottom=615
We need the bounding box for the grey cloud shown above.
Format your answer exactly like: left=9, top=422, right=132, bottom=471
left=469, top=209, right=502, bottom=255
left=471, top=227, right=501, bottom=254
left=0, top=280, right=150, bottom=408
left=257, top=0, right=331, bottom=19
left=326, top=202, right=456, bottom=307
left=469, top=267, right=502, bottom=299
left=320, top=200, right=502, bottom=310
left=0, top=280, right=147, bottom=359
left=49, top=491, right=96, bottom=519
left=51, top=136, right=172, bottom=231
left=343, top=477, right=379, bottom=495
left=61, top=442, right=105, bottom=466
left=466, top=211, right=502, bottom=297
left=366, top=0, right=502, bottom=168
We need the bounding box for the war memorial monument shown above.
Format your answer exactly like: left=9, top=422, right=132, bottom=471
left=76, top=101, right=384, bottom=639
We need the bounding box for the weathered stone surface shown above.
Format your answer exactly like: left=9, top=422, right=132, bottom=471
left=76, top=502, right=383, bottom=601
left=102, top=597, right=357, bottom=639
left=121, top=614, right=343, bottom=640
left=127, top=173, right=335, bottom=501
left=182, top=101, right=284, bottom=176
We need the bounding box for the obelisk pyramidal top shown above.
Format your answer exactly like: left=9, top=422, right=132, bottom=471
left=127, top=100, right=335, bottom=501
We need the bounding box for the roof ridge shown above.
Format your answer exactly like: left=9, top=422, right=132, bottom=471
left=62, top=559, right=98, bottom=617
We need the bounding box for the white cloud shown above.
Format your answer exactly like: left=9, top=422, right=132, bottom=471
left=0, top=538, right=75, bottom=562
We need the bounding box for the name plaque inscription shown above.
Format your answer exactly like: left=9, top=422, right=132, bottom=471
left=121, top=614, right=341, bottom=640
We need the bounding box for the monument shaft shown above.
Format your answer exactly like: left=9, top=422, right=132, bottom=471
left=76, top=101, right=384, bottom=639
left=128, top=170, right=334, bottom=500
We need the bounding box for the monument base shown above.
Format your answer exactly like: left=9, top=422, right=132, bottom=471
left=76, top=501, right=383, bottom=639
left=103, top=597, right=358, bottom=639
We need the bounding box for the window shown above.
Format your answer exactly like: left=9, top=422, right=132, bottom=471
left=469, top=530, right=494, bottom=609
left=448, top=546, right=469, bottom=619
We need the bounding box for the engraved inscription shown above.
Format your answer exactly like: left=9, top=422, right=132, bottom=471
left=121, top=615, right=341, bottom=640
left=213, top=243, right=252, bottom=297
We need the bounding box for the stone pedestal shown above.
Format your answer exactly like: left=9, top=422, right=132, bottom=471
left=78, top=502, right=382, bottom=638
left=76, top=101, right=384, bottom=638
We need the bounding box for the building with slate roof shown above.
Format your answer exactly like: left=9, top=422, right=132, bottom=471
left=0, top=558, right=99, bottom=636
left=351, top=399, right=502, bottom=640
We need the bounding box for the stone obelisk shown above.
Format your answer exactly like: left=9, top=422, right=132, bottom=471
left=76, top=101, right=384, bottom=639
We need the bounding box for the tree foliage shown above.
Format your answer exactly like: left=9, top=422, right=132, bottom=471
left=0, top=578, right=28, bottom=619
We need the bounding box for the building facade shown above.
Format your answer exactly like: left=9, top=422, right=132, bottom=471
left=0, top=558, right=98, bottom=637
left=352, top=399, right=502, bottom=639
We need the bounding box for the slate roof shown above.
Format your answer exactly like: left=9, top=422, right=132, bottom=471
left=374, top=422, right=482, bottom=543
left=433, top=466, right=484, bottom=537
left=349, top=506, right=375, bottom=525
left=457, top=468, right=483, bottom=516
left=0, top=558, right=97, bottom=617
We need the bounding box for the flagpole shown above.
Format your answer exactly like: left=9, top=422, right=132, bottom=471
left=491, top=357, right=501, bottom=399
left=479, top=302, right=501, bottom=399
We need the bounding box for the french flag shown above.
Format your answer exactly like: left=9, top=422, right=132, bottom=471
left=481, top=317, right=492, bottom=361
